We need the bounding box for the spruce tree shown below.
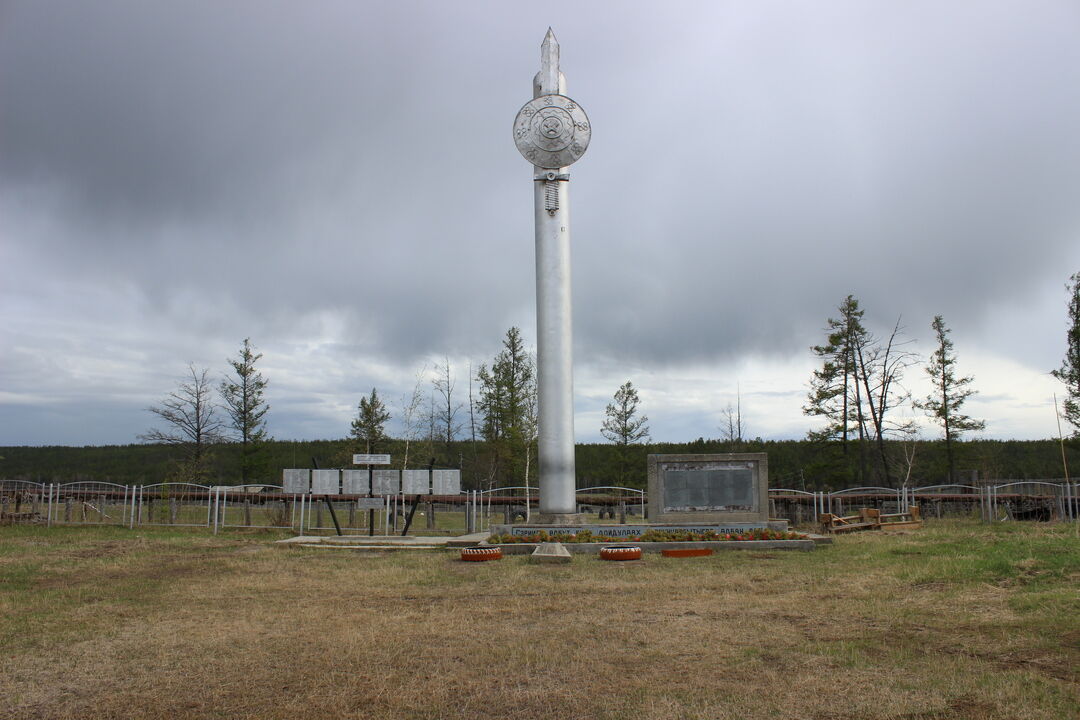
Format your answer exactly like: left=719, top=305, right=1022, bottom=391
left=351, top=388, right=391, bottom=454
left=600, top=381, right=650, bottom=485
left=476, top=327, right=535, bottom=485
left=915, top=316, right=985, bottom=481
left=220, top=339, right=270, bottom=483
left=804, top=296, right=868, bottom=481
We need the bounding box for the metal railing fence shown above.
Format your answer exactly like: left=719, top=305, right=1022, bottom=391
left=3, top=480, right=1077, bottom=531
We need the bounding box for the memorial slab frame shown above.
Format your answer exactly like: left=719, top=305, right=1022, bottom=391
left=647, top=453, right=769, bottom=524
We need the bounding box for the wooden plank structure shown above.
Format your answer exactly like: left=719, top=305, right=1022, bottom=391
left=820, top=506, right=922, bottom=534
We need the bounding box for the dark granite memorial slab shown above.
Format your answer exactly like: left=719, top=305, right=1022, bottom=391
left=648, top=453, right=769, bottom=524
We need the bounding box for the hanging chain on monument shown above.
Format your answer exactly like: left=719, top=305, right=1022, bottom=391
left=513, top=94, right=591, bottom=214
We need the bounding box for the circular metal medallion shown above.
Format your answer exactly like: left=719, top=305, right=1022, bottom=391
left=513, top=94, right=591, bottom=168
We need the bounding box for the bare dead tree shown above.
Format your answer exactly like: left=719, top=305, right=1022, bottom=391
left=139, top=364, right=224, bottom=481
left=718, top=386, right=744, bottom=450
left=854, top=317, right=919, bottom=484
left=432, top=357, right=464, bottom=458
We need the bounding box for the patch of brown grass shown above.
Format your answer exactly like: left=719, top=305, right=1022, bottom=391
left=0, top=523, right=1077, bottom=719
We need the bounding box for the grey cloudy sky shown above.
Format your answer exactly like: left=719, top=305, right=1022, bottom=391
left=2, top=1, right=1079, bottom=447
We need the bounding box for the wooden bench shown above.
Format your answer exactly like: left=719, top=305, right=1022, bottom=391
left=820, top=506, right=921, bottom=534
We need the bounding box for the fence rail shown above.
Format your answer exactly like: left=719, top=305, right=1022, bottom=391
left=2, top=480, right=1077, bottom=532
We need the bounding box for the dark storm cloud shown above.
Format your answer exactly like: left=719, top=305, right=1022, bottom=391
left=2, top=1, right=1079, bottom=444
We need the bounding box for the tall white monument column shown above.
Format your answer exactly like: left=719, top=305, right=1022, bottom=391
left=513, top=29, right=591, bottom=523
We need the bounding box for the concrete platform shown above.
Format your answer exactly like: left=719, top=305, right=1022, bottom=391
left=276, top=532, right=490, bottom=550
left=275, top=532, right=830, bottom=554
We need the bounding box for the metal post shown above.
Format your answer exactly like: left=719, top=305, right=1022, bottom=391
left=131, top=485, right=138, bottom=529
left=46, top=484, right=53, bottom=527
left=212, top=488, right=219, bottom=535
left=514, top=30, right=592, bottom=524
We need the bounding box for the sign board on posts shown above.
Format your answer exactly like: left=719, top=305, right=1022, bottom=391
left=371, top=469, right=400, bottom=496
left=311, top=469, right=340, bottom=495
left=353, top=454, right=391, bottom=465
left=282, top=469, right=310, bottom=494
left=402, top=469, right=430, bottom=495
left=432, top=469, right=461, bottom=495
left=341, top=469, right=369, bottom=495
left=355, top=497, right=384, bottom=510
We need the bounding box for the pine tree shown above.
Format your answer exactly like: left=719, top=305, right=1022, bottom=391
left=600, top=381, right=650, bottom=485
left=220, top=339, right=270, bottom=484
left=915, top=316, right=985, bottom=481
left=351, top=388, right=391, bottom=454
left=476, top=327, right=535, bottom=486
left=804, top=296, right=868, bottom=473
left=804, top=296, right=915, bottom=485
left=1052, top=272, right=1080, bottom=436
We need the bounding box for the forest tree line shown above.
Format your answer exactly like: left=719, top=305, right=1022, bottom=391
left=5, top=273, right=1078, bottom=492
left=1, top=436, right=1074, bottom=490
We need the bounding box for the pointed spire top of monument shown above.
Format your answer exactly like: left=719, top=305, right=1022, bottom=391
left=538, top=28, right=561, bottom=95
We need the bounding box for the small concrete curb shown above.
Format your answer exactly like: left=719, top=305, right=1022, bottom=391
left=484, top=538, right=819, bottom=555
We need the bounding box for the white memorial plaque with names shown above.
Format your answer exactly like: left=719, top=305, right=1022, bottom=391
left=371, top=469, right=400, bottom=496
left=311, top=469, right=340, bottom=495
left=402, top=469, right=430, bottom=495
left=341, top=469, right=369, bottom=495
left=432, top=469, right=461, bottom=496
left=282, top=469, right=309, bottom=494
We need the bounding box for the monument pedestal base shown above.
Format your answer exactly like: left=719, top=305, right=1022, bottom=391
left=489, top=520, right=790, bottom=538
left=535, top=513, right=587, bottom=526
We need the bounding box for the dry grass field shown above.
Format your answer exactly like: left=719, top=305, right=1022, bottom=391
left=1, top=520, right=1077, bottom=720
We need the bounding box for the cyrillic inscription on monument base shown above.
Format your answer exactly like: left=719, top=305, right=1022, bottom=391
left=492, top=522, right=789, bottom=538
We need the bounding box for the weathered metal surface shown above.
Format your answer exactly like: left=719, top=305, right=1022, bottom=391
left=432, top=469, right=461, bottom=495
left=282, top=469, right=309, bottom=494
left=371, top=469, right=400, bottom=496
left=513, top=94, right=590, bottom=169
left=402, top=469, right=430, bottom=495
left=516, top=29, right=581, bottom=519
left=341, top=469, right=369, bottom=495
left=311, top=469, right=340, bottom=495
